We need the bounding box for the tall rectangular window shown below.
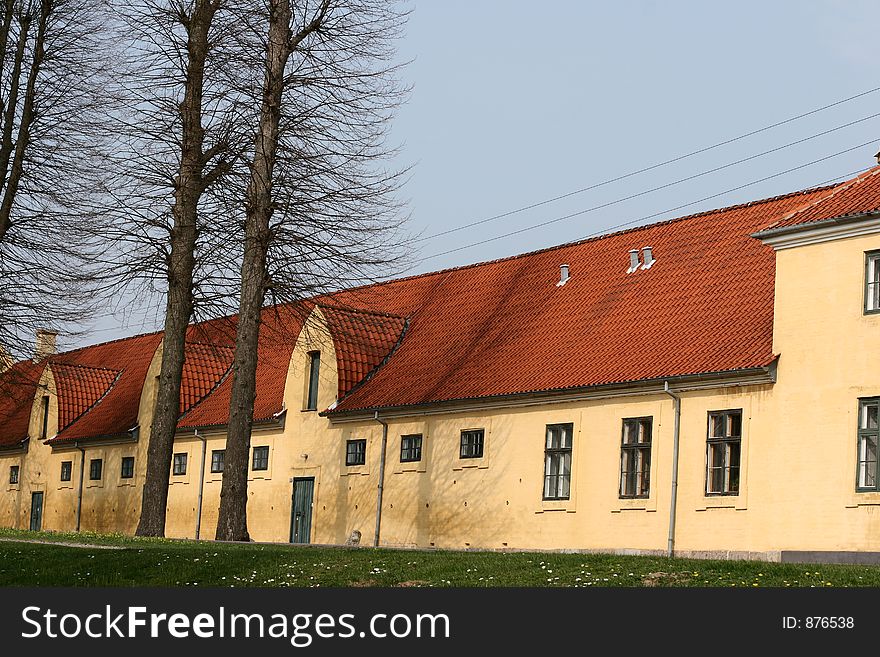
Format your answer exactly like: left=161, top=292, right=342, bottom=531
left=706, top=410, right=742, bottom=495
left=120, top=456, right=135, bottom=479
left=858, top=398, right=880, bottom=490
left=89, top=458, right=102, bottom=481
left=211, top=449, right=225, bottom=474
left=252, top=446, right=269, bottom=471
left=346, top=439, right=366, bottom=466
left=459, top=429, right=484, bottom=459
left=9, top=465, right=19, bottom=485
left=305, top=351, right=321, bottom=410
left=543, top=423, right=573, bottom=500
left=173, top=453, right=187, bottom=476
left=866, top=251, right=880, bottom=313
left=40, top=395, right=49, bottom=440
left=620, top=417, right=652, bottom=498
left=400, top=434, right=423, bottom=463
left=60, top=460, right=72, bottom=482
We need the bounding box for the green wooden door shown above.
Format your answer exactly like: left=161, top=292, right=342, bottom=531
left=290, top=478, right=314, bottom=544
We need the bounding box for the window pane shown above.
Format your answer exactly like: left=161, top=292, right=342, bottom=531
left=623, top=420, right=637, bottom=445
left=710, top=414, right=725, bottom=438
left=639, top=449, right=651, bottom=495
left=546, top=426, right=559, bottom=449
left=727, top=413, right=742, bottom=438
left=863, top=403, right=879, bottom=430
left=860, top=435, right=878, bottom=488
left=727, top=442, right=741, bottom=493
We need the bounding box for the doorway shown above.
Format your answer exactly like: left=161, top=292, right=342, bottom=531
left=290, top=477, right=314, bottom=544
left=30, top=491, right=43, bottom=531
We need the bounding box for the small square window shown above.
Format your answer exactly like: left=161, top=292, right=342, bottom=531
left=89, top=458, right=103, bottom=481
left=866, top=252, right=880, bottom=314
left=120, top=456, right=135, bottom=479
left=400, top=434, right=423, bottom=463
left=211, top=450, right=225, bottom=474
left=346, top=439, right=366, bottom=466
left=9, top=465, right=19, bottom=485
left=252, top=446, right=269, bottom=471
left=60, top=461, right=72, bottom=482
left=460, top=429, right=484, bottom=459
left=173, top=453, right=187, bottom=476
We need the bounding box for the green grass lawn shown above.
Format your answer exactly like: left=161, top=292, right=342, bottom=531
left=2, top=527, right=880, bottom=587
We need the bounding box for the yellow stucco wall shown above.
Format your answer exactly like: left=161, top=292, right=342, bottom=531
left=3, top=230, right=880, bottom=557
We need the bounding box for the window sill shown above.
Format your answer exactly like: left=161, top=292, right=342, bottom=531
left=6, top=485, right=19, bottom=492
left=340, top=467, right=369, bottom=477
left=117, top=482, right=137, bottom=488
left=57, top=484, right=74, bottom=491
left=452, top=461, right=487, bottom=471
left=612, top=497, right=656, bottom=512
left=536, top=498, right=575, bottom=514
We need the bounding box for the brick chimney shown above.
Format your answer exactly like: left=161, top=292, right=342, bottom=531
left=0, top=346, right=12, bottom=372
left=34, top=329, right=57, bottom=362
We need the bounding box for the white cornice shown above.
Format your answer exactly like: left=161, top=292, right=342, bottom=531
left=754, top=214, right=880, bottom=251
left=326, top=366, right=777, bottom=424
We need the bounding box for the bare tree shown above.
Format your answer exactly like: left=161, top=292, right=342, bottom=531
left=107, top=0, right=239, bottom=537
left=215, top=0, right=410, bottom=541
left=0, top=0, right=112, bottom=358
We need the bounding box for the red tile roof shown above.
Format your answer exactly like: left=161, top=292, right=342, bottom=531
left=8, top=170, right=879, bottom=435
left=50, top=362, right=120, bottom=432
left=327, top=185, right=836, bottom=414
left=320, top=305, right=408, bottom=399
left=0, top=360, right=44, bottom=447
left=179, top=342, right=234, bottom=416
left=760, top=166, right=880, bottom=232
left=177, top=304, right=308, bottom=429
left=50, top=332, right=164, bottom=443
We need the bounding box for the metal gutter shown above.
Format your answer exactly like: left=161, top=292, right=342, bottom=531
left=752, top=209, right=880, bottom=240
left=194, top=429, right=207, bottom=540
left=372, top=411, right=389, bottom=547
left=663, top=381, right=681, bottom=558
left=75, top=442, right=85, bottom=532
left=324, top=364, right=777, bottom=423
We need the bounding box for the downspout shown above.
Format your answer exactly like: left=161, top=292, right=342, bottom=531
left=195, top=429, right=207, bottom=540
left=664, top=381, right=681, bottom=558
left=75, top=442, right=85, bottom=532
left=373, top=411, right=389, bottom=547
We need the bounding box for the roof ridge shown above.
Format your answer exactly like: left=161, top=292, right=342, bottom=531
left=318, top=303, right=408, bottom=321
left=48, top=361, right=121, bottom=375
left=186, top=340, right=236, bottom=351
left=766, top=167, right=880, bottom=230
left=333, top=181, right=843, bottom=294
left=54, top=329, right=163, bottom=358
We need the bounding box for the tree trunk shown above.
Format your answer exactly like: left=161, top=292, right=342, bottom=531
left=136, top=0, right=219, bottom=537
left=215, top=0, right=303, bottom=542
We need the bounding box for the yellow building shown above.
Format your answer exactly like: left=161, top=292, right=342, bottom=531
left=3, top=166, right=880, bottom=562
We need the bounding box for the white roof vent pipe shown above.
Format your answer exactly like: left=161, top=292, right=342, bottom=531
left=626, top=249, right=640, bottom=274
left=641, top=246, right=656, bottom=270
left=557, top=263, right=570, bottom=287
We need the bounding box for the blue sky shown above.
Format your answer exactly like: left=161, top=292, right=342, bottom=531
left=81, top=0, right=880, bottom=347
